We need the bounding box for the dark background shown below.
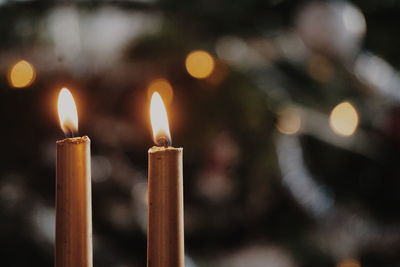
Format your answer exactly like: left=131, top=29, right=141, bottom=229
left=1, top=0, right=400, bottom=266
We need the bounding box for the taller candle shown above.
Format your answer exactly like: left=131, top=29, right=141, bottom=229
left=56, top=88, right=93, bottom=267
left=147, top=92, right=184, bottom=267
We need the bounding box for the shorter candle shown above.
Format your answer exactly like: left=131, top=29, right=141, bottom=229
left=147, top=92, right=184, bottom=267
left=56, top=88, right=93, bottom=267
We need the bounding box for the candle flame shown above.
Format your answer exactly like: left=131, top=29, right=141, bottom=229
left=57, top=88, right=78, bottom=136
left=150, top=92, right=171, bottom=146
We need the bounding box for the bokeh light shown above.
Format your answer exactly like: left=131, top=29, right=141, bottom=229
left=185, top=50, right=215, bottom=79
left=147, top=78, right=174, bottom=105
left=277, top=108, right=302, bottom=135
left=337, top=259, right=361, bottom=267
left=8, top=60, right=36, bottom=88
left=329, top=101, right=359, bottom=136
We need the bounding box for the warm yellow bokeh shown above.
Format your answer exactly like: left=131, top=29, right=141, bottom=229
left=336, top=259, right=361, bottom=267
left=8, top=60, right=36, bottom=88
left=147, top=79, right=174, bottom=105
left=277, top=107, right=302, bottom=135
left=185, top=50, right=215, bottom=79
left=330, top=101, right=359, bottom=136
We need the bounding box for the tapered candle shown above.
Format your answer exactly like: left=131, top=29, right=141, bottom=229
left=56, top=88, right=93, bottom=267
left=147, top=92, right=184, bottom=267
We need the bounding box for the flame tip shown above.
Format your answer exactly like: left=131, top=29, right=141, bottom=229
left=150, top=91, right=171, bottom=146
left=152, top=91, right=161, bottom=98
left=57, top=88, right=79, bottom=136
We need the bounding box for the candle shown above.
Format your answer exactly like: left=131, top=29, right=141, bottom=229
left=56, top=88, right=93, bottom=267
left=147, top=92, right=184, bottom=267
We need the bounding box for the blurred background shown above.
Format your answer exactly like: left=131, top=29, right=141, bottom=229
left=1, top=0, right=400, bottom=266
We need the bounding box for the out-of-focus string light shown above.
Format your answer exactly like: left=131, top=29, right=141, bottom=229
left=337, top=259, right=361, bottom=267
left=147, top=78, right=174, bottom=105
left=216, top=36, right=266, bottom=67
left=216, top=36, right=249, bottom=64
left=276, top=135, right=334, bottom=217
left=185, top=50, right=215, bottom=79
left=275, top=32, right=308, bottom=62
left=8, top=60, right=36, bottom=88
left=277, top=108, right=302, bottom=135
left=329, top=101, right=359, bottom=136
left=354, top=52, right=400, bottom=103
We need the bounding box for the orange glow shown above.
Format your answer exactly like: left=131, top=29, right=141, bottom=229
left=147, top=79, right=174, bottom=105
left=336, top=259, right=361, bottom=267
left=8, top=60, right=36, bottom=88
left=57, top=88, right=78, bottom=136
left=330, top=101, right=359, bottom=136
left=185, top=50, right=215, bottom=79
left=150, top=92, right=171, bottom=146
left=206, top=61, right=230, bottom=86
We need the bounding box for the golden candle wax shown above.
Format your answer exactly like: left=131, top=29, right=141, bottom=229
left=147, top=92, right=184, bottom=267
left=55, top=88, right=93, bottom=267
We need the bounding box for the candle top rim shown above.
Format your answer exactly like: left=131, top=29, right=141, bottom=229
left=148, top=146, right=182, bottom=153
left=56, top=135, right=90, bottom=145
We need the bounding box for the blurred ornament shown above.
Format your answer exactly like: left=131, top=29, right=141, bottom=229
left=296, top=1, right=366, bottom=59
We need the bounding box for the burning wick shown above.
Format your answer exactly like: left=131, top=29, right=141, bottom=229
left=66, top=128, right=76, bottom=139
left=156, top=136, right=170, bottom=147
